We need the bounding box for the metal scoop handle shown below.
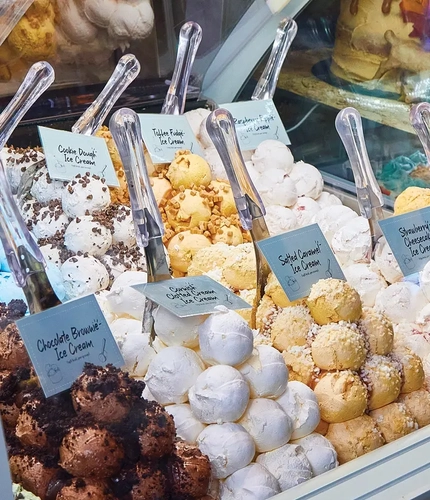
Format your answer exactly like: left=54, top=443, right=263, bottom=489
left=252, top=17, right=298, bottom=101
left=72, top=54, right=141, bottom=135
left=410, top=102, right=430, bottom=165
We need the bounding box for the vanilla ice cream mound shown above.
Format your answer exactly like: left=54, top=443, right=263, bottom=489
left=332, top=217, right=371, bottom=266
left=153, top=306, right=205, bottom=348
left=220, top=463, right=281, bottom=500
left=375, top=282, right=429, bottom=324
left=251, top=140, right=294, bottom=175
left=343, top=262, right=387, bottom=308
left=166, top=403, right=206, bottom=444
left=289, top=161, right=323, bottom=200
left=292, top=433, right=338, bottom=476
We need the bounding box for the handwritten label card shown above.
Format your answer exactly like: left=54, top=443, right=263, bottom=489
left=379, top=207, right=430, bottom=276
left=221, top=99, right=290, bottom=150
left=16, top=295, right=124, bottom=398
left=0, top=419, right=13, bottom=500
left=257, top=224, right=345, bottom=301
left=38, top=126, right=119, bottom=187
left=133, top=276, right=251, bottom=317
left=138, top=114, right=204, bottom=164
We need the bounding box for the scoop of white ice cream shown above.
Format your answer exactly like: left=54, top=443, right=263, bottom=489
left=112, top=205, right=136, bottom=247
left=220, top=463, right=281, bottom=500
left=419, top=261, right=430, bottom=302
left=256, top=443, right=313, bottom=491
left=64, top=216, right=112, bottom=257
left=316, top=191, right=342, bottom=208
left=153, top=306, right=205, bottom=349
left=238, top=345, right=288, bottom=399
left=189, top=365, right=250, bottom=423
left=32, top=204, right=70, bottom=240
left=238, top=398, right=293, bottom=452
left=251, top=140, right=294, bottom=174
left=374, top=237, right=402, bottom=284
left=312, top=205, right=358, bottom=243
left=292, top=433, right=338, bottom=476
left=198, top=307, right=253, bottom=366
left=204, top=147, right=227, bottom=181
left=197, top=422, right=255, bottom=479
left=62, top=173, right=111, bottom=217
left=331, top=216, right=371, bottom=265
left=30, top=167, right=65, bottom=203
left=276, top=381, right=320, bottom=439
left=292, top=197, right=320, bottom=227
left=145, top=346, right=205, bottom=404
left=185, top=108, right=211, bottom=139
left=61, top=255, right=109, bottom=300
left=257, top=169, right=297, bottom=207
left=166, top=403, right=206, bottom=444
left=264, top=205, right=297, bottom=236
left=343, top=262, right=387, bottom=307
left=375, top=282, right=429, bottom=324
left=289, top=161, right=323, bottom=200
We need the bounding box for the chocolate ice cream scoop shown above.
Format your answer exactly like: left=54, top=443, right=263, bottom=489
left=0, top=299, right=27, bottom=330
left=16, top=402, right=48, bottom=448
left=56, top=478, right=115, bottom=500
left=59, top=425, right=124, bottom=478
left=168, top=440, right=211, bottom=499
left=112, top=461, right=168, bottom=500
left=137, top=402, right=175, bottom=459
left=0, top=323, right=30, bottom=370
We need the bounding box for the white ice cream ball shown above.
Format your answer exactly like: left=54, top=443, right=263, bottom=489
left=292, top=197, right=320, bottom=227
left=237, top=345, right=288, bottom=399
left=417, top=304, right=430, bottom=334
left=197, top=423, right=255, bottom=479
left=46, top=262, right=66, bottom=302
left=61, top=174, right=111, bottom=217
left=375, top=282, right=429, bottom=324
left=142, top=385, right=158, bottom=402
left=30, top=167, right=65, bottom=203
left=251, top=140, right=294, bottom=174
left=106, top=286, right=146, bottom=321
left=312, top=205, right=358, bottom=243
left=110, top=317, right=142, bottom=342
left=199, top=117, right=213, bottom=148
left=39, top=244, right=62, bottom=268
left=153, top=306, right=205, bottom=349
left=185, top=108, right=211, bottom=138
left=32, top=206, right=70, bottom=239
left=419, top=261, right=430, bottom=301
left=117, top=331, right=156, bottom=377
left=316, top=191, right=342, bottom=208
left=276, top=381, right=320, bottom=440
left=64, top=216, right=112, bottom=257
left=220, top=463, right=281, bottom=500
left=256, top=443, right=313, bottom=491
left=289, top=161, right=323, bottom=200
left=111, top=270, right=147, bottom=289
left=145, top=346, right=205, bottom=405
left=258, top=169, right=297, bottom=207
left=374, top=237, right=403, bottom=284
left=238, top=398, right=293, bottom=453
left=242, top=150, right=254, bottom=161
left=332, top=216, right=371, bottom=265
left=292, top=433, right=338, bottom=476
left=343, top=262, right=387, bottom=307
left=61, top=255, right=109, bottom=300
left=245, top=161, right=260, bottom=185
left=264, top=205, right=297, bottom=236
left=166, top=404, right=206, bottom=444
left=393, top=323, right=430, bottom=360
left=100, top=254, right=132, bottom=281
left=189, top=365, right=250, bottom=423
left=198, top=307, right=253, bottom=366
left=94, top=290, right=115, bottom=323
left=204, top=147, right=227, bottom=181
left=112, top=205, right=136, bottom=247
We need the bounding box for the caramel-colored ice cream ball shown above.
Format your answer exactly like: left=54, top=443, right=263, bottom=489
left=212, top=224, right=243, bottom=246
left=167, top=231, right=212, bottom=273
left=314, top=371, right=368, bottom=423
left=150, top=177, right=172, bottom=205
left=325, top=415, right=385, bottom=464
left=210, top=180, right=236, bottom=217
left=59, top=426, right=124, bottom=477
left=223, top=245, right=257, bottom=291
left=359, top=307, right=393, bottom=356
left=307, top=279, right=362, bottom=325
left=265, top=273, right=304, bottom=308
left=56, top=478, right=115, bottom=500
left=392, top=348, right=425, bottom=394
left=187, top=243, right=232, bottom=276
left=282, top=346, right=319, bottom=387
left=311, top=323, right=366, bottom=371
left=398, top=389, right=430, bottom=427
left=256, top=294, right=279, bottom=334
left=271, top=306, right=314, bottom=352
left=360, top=355, right=402, bottom=410
left=167, top=150, right=212, bottom=189
left=166, top=189, right=211, bottom=231
left=370, top=403, right=417, bottom=443
left=394, top=186, right=430, bottom=215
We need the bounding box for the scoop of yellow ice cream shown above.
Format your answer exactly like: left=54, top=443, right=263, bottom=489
left=150, top=177, right=172, bottom=205
left=361, top=355, right=402, bottom=410
left=212, top=224, right=243, bottom=246
left=166, top=189, right=211, bottom=231
left=359, top=307, right=393, bottom=356
left=282, top=346, right=318, bottom=387
left=325, top=415, right=385, bottom=464
left=166, top=150, right=211, bottom=189
left=167, top=230, right=212, bottom=273
left=314, top=371, right=368, bottom=423
left=187, top=242, right=231, bottom=276
left=370, top=403, right=417, bottom=443
left=210, top=180, right=236, bottom=216
left=312, top=323, right=367, bottom=371
left=394, top=186, right=430, bottom=215
left=222, top=243, right=257, bottom=291
left=265, top=273, right=305, bottom=308
left=236, top=289, right=256, bottom=325
left=256, top=294, right=279, bottom=334
left=392, top=348, right=424, bottom=394
left=271, top=306, right=314, bottom=352
left=398, top=389, right=430, bottom=427
left=27, top=0, right=52, bottom=18
left=307, top=278, right=362, bottom=325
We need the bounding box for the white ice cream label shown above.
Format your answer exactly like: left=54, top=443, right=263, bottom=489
left=133, top=276, right=251, bottom=317
left=0, top=419, right=13, bottom=500
left=16, top=295, right=124, bottom=398
left=138, top=114, right=204, bottom=163
left=38, top=126, right=119, bottom=187
left=257, top=223, right=345, bottom=301
left=379, top=207, right=430, bottom=277
left=220, top=99, right=290, bottom=150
